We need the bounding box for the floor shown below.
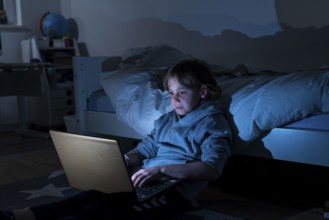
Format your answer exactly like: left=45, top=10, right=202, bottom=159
left=0, top=130, right=327, bottom=220
left=0, top=131, right=62, bottom=186
left=198, top=155, right=329, bottom=219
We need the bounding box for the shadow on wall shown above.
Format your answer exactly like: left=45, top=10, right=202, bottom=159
left=77, top=0, right=329, bottom=72
left=275, top=0, right=329, bottom=30
left=121, top=18, right=329, bottom=72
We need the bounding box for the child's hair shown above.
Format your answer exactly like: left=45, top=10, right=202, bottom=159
left=163, top=59, right=221, bottom=100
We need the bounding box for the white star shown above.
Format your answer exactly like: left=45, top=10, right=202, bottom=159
left=20, top=184, right=72, bottom=200
left=47, top=169, right=65, bottom=179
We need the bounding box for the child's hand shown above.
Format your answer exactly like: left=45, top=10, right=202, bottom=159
left=131, top=166, right=164, bottom=187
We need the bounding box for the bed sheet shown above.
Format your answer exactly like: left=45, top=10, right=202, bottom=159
left=218, top=70, right=329, bottom=141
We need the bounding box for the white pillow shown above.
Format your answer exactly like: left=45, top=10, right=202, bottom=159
left=228, top=70, right=329, bottom=141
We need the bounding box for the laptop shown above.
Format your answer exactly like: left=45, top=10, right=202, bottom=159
left=49, top=130, right=180, bottom=202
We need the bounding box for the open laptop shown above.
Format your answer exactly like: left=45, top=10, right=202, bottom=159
left=49, top=130, right=180, bottom=202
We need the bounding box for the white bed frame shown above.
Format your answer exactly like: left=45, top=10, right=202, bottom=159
left=73, top=56, right=329, bottom=168
left=73, top=56, right=141, bottom=140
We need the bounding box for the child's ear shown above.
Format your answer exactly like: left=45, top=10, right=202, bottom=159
left=200, top=86, right=207, bottom=99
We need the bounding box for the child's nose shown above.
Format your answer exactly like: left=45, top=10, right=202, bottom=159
left=172, top=94, right=180, bottom=101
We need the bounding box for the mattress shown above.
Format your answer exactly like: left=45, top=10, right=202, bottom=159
left=284, top=113, right=329, bottom=131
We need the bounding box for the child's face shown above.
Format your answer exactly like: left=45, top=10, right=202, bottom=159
left=167, top=78, right=203, bottom=116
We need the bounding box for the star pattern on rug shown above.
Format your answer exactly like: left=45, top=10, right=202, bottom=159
left=47, top=169, right=65, bottom=179
left=20, top=184, right=72, bottom=200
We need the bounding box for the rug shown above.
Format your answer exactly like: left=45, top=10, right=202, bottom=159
left=0, top=169, right=80, bottom=210
left=0, top=169, right=244, bottom=220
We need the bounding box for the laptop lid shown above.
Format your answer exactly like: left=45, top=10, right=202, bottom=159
left=49, top=130, right=134, bottom=194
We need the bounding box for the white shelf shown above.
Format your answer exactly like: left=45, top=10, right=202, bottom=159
left=25, top=39, right=78, bottom=128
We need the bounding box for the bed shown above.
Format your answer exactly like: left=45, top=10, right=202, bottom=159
left=73, top=44, right=329, bottom=168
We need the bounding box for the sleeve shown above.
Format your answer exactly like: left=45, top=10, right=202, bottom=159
left=134, top=120, right=159, bottom=158
left=197, top=113, right=232, bottom=175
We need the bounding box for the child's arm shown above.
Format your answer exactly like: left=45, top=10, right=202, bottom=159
left=131, top=161, right=219, bottom=187
left=125, top=150, right=144, bottom=168
left=159, top=161, right=219, bottom=180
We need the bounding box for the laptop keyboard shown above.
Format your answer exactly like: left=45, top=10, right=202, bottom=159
left=135, top=179, right=178, bottom=200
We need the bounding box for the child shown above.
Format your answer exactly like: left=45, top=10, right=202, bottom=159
left=0, top=59, right=232, bottom=220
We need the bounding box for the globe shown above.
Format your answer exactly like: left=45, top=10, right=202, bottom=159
left=40, top=12, right=68, bottom=38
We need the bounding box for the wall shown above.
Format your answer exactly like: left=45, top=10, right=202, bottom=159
left=0, top=0, right=60, bottom=129
left=2, top=0, right=329, bottom=129
left=0, top=0, right=61, bottom=63
left=60, top=0, right=329, bottom=71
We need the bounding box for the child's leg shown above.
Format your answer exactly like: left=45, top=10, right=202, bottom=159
left=0, top=191, right=132, bottom=220
left=0, top=189, right=193, bottom=220
left=133, top=188, right=197, bottom=220
left=29, top=190, right=106, bottom=220
left=58, top=189, right=195, bottom=220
